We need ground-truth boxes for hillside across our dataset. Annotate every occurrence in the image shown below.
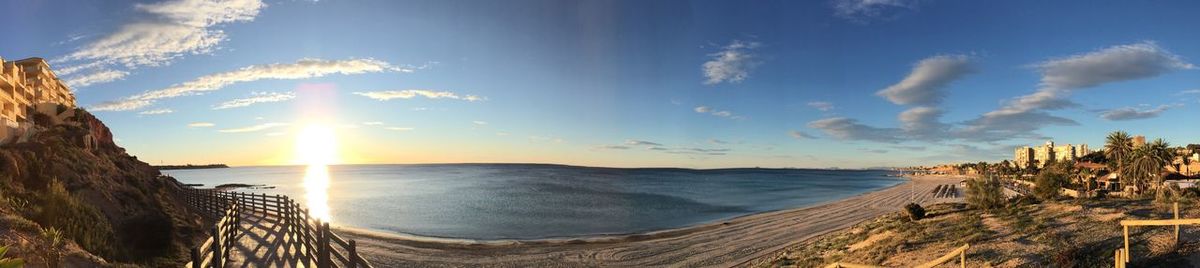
[0,108,204,267]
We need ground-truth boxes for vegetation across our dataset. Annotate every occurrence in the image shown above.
[965,177,1004,211]
[1034,170,1068,200]
[903,203,925,221]
[33,179,117,259]
[1105,131,1134,173]
[0,246,24,268]
[1122,138,1175,195]
[40,227,64,268]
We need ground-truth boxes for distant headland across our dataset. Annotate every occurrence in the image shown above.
[155,164,230,170]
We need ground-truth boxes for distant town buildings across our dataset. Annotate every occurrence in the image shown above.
[1,56,78,143]
[1013,140,1091,169]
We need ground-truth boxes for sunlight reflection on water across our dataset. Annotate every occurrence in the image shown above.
[304,164,333,222]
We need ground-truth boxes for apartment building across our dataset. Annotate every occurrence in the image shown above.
[0,56,78,143]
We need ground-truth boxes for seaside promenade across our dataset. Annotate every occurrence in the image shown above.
[337,175,968,267]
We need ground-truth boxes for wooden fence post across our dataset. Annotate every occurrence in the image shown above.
[1175,202,1181,242]
[191,247,201,268]
[348,239,358,268]
[320,222,331,268]
[1123,225,1130,263]
[211,226,223,268]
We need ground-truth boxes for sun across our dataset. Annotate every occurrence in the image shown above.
[295,124,339,165]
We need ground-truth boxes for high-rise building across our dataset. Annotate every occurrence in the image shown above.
[1012,140,1091,169]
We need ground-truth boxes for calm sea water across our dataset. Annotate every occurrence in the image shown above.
[166,164,902,240]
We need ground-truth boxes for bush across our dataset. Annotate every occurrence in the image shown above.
[1034,171,1067,201]
[34,179,118,259]
[0,245,24,268]
[904,203,926,220]
[966,177,1005,212]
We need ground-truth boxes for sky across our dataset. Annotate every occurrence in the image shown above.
[2,0,1199,168]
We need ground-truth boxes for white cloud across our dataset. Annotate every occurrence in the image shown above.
[702,40,760,85]
[961,42,1192,141]
[265,132,286,136]
[472,121,488,125]
[832,0,919,23]
[218,122,289,133]
[63,69,130,88]
[807,101,835,111]
[876,55,974,106]
[188,122,215,128]
[212,91,295,109]
[693,105,743,120]
[54,0,266,88]
[353,89,484,102]
[625,140,663,146]
[362,122,383,125]
[1176,89,1200,95]
[137,108,173,115]
[385,127,414,131]
[90,58,411,111]
[1099,105,1173,121]
[807,117,901,143]
[789,130,817,140]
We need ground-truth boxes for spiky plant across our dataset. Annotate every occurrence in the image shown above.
[40,227,64,268]
[0,246,25,268]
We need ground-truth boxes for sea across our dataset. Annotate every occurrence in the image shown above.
[165,164,902,240]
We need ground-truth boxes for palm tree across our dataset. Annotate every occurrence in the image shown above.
[1105,131,1134,172]
[1122,139,1175,195]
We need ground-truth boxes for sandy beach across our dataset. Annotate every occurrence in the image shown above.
[335,174,969,267]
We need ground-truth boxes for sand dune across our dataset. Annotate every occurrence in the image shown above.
[336,175,968,267]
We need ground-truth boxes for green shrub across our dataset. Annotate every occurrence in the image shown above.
[40,227,64,268]
[966,177,1005,212]
[1034,171,1067,201]
[904,203,926,220]
[0,245,24,268]
[34,179,118,259]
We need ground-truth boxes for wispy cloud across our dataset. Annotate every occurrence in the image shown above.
[55,0,266,88]
[694,106,744,120]
[353,89,484,101]
[625,140,663,146]
[876,55,974,106]
[831,0,921,23]
[213,91,296,109]
[385,127,414,131]
[807,117,901,143]
[188,122,215,128]
[362,122,383,125]
[807,101,835,111]
[789,130,818,140]
[472,121,488,125]
[703,40,761,85]
[137,108,173,115]
[960,41,1192,141]
[62,69,130,88]
[91,58,414,111]
[218,122,289,133]
[1177,89,1200,95]
[1099,105,1173,121]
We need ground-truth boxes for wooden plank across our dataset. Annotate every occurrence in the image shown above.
[1120,218,1200,226]
[914,244,969,268]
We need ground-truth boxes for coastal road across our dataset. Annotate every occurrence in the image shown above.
[336,175,967,267]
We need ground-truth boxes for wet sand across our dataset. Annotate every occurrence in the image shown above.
[335,174,968,267]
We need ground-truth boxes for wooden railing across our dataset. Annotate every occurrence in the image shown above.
[1114,202,1186,268]
[824,244,969,268]
[175,185,373,268]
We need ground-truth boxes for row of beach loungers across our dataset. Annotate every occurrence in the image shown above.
[931,184,958,198]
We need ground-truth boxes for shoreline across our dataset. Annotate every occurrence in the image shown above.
[335,174,969,267]
[332,175,908,244]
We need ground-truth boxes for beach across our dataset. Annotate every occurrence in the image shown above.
[336,174,969,267]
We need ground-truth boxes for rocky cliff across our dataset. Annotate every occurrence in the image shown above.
[0,108,204,267]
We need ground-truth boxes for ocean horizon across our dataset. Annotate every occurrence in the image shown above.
[167,163,903,240]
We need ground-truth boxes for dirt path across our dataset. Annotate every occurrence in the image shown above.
[335,175,968,267]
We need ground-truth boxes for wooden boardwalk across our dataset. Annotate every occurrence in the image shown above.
[173,183,372,268]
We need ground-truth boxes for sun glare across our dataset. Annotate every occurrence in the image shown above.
[296,124,337,222]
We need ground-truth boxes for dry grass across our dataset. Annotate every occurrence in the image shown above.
[756,198,1200,268]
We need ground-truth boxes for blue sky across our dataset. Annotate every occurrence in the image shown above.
[2,0,1199,168]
